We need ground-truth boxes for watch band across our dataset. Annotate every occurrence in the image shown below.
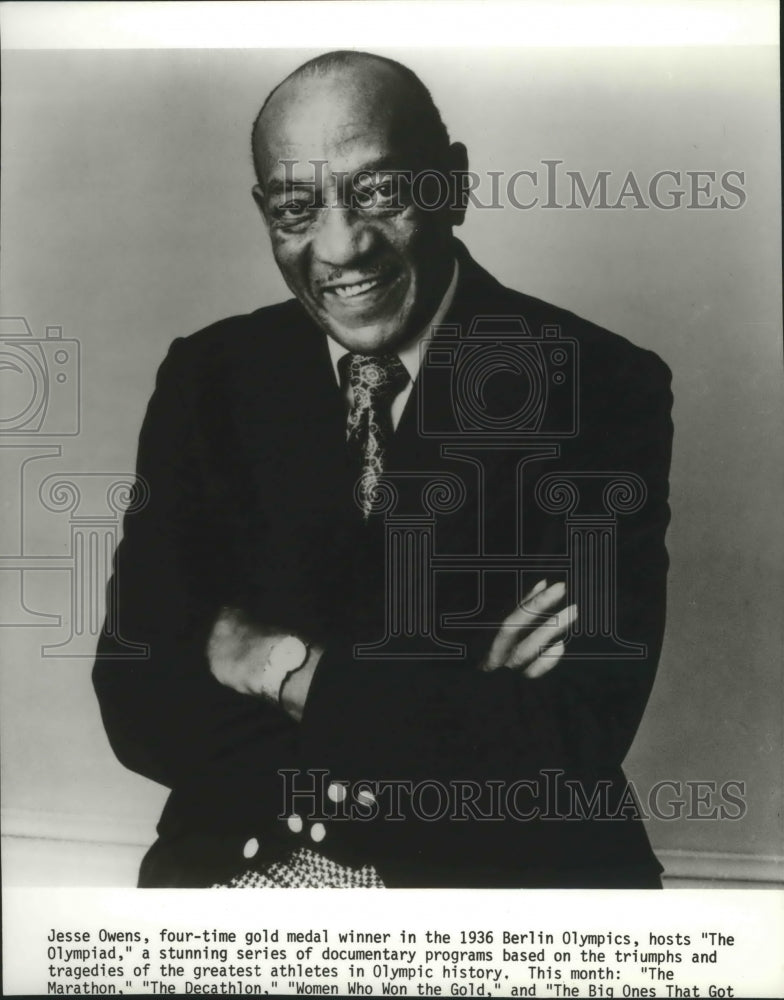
[278,663,304,706]
[258,635,309,704]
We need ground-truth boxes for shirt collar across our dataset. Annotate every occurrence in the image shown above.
[326,259,459,387]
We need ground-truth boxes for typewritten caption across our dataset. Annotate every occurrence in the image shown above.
[44,924,743,996]
[3,890,782,998]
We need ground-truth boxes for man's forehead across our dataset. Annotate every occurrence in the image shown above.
[265,115,391,162]
[255,67,414,182]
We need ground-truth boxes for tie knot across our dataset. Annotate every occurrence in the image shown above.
[340,353,409,405]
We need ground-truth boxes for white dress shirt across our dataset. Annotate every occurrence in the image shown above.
[326,260,459,430]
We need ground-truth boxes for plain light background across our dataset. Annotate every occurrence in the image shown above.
[1,43,781,882]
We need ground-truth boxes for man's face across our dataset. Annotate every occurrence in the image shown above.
[253,68,458,354]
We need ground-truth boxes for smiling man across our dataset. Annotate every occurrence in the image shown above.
[93,51,673,889]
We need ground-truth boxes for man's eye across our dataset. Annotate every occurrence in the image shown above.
[274,202,314,223]
[273,201,316,229]
[354,179,404,211]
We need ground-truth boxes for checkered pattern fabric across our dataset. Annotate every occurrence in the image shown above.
[213,847,385,888]
[340,353,409,519]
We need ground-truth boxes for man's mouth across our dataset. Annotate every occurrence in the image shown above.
[331,277,382,299]
[321,270,399,306]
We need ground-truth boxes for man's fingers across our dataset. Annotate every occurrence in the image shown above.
[482,580,566,670]
[506,603,578,670]
[522,640,566,679]
[523,578,548,603]
[513,580,566,626]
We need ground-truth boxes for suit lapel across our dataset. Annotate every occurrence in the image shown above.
[386,247,565,558]
[387,244,513,475]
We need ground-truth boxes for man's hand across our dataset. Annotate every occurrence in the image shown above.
[207,607,322,721]
[207,607,282,695]
[479,580,577,678]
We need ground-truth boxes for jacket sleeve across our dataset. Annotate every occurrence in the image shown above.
[92,337,297,831]
[299,350,673,787]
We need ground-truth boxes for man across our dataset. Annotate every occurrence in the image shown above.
[93,51,673,888]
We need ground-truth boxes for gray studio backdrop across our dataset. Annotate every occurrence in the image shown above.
[1,45,781,885]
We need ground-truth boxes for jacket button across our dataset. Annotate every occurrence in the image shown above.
[327,782,347,803]
[242,837,259,859]
[310,822,326,843]
[356,788,376,806]
[287,814,303,834]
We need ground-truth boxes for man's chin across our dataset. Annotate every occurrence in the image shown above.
[322,317,411,355]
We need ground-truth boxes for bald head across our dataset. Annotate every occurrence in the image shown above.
[251,51,450,185]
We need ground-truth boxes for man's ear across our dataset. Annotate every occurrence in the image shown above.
[251,184,269,226]
[446,141,470,228]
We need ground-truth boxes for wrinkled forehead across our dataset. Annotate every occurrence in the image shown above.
[255,72,423,188]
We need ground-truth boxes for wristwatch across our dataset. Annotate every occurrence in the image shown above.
[258,635,310,704]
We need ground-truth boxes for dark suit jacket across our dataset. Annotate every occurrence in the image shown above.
[93,242,673,888]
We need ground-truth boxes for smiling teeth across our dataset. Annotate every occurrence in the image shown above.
[332,279,379,299]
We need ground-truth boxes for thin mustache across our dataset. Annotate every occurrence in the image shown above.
[318,267,391,290]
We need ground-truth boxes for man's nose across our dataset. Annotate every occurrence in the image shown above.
[312,207,375,267]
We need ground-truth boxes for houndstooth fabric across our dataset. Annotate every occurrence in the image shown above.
[340,353,409,519]
[213,847,385,888]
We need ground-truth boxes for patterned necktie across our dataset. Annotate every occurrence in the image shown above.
[339,353,409,518]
